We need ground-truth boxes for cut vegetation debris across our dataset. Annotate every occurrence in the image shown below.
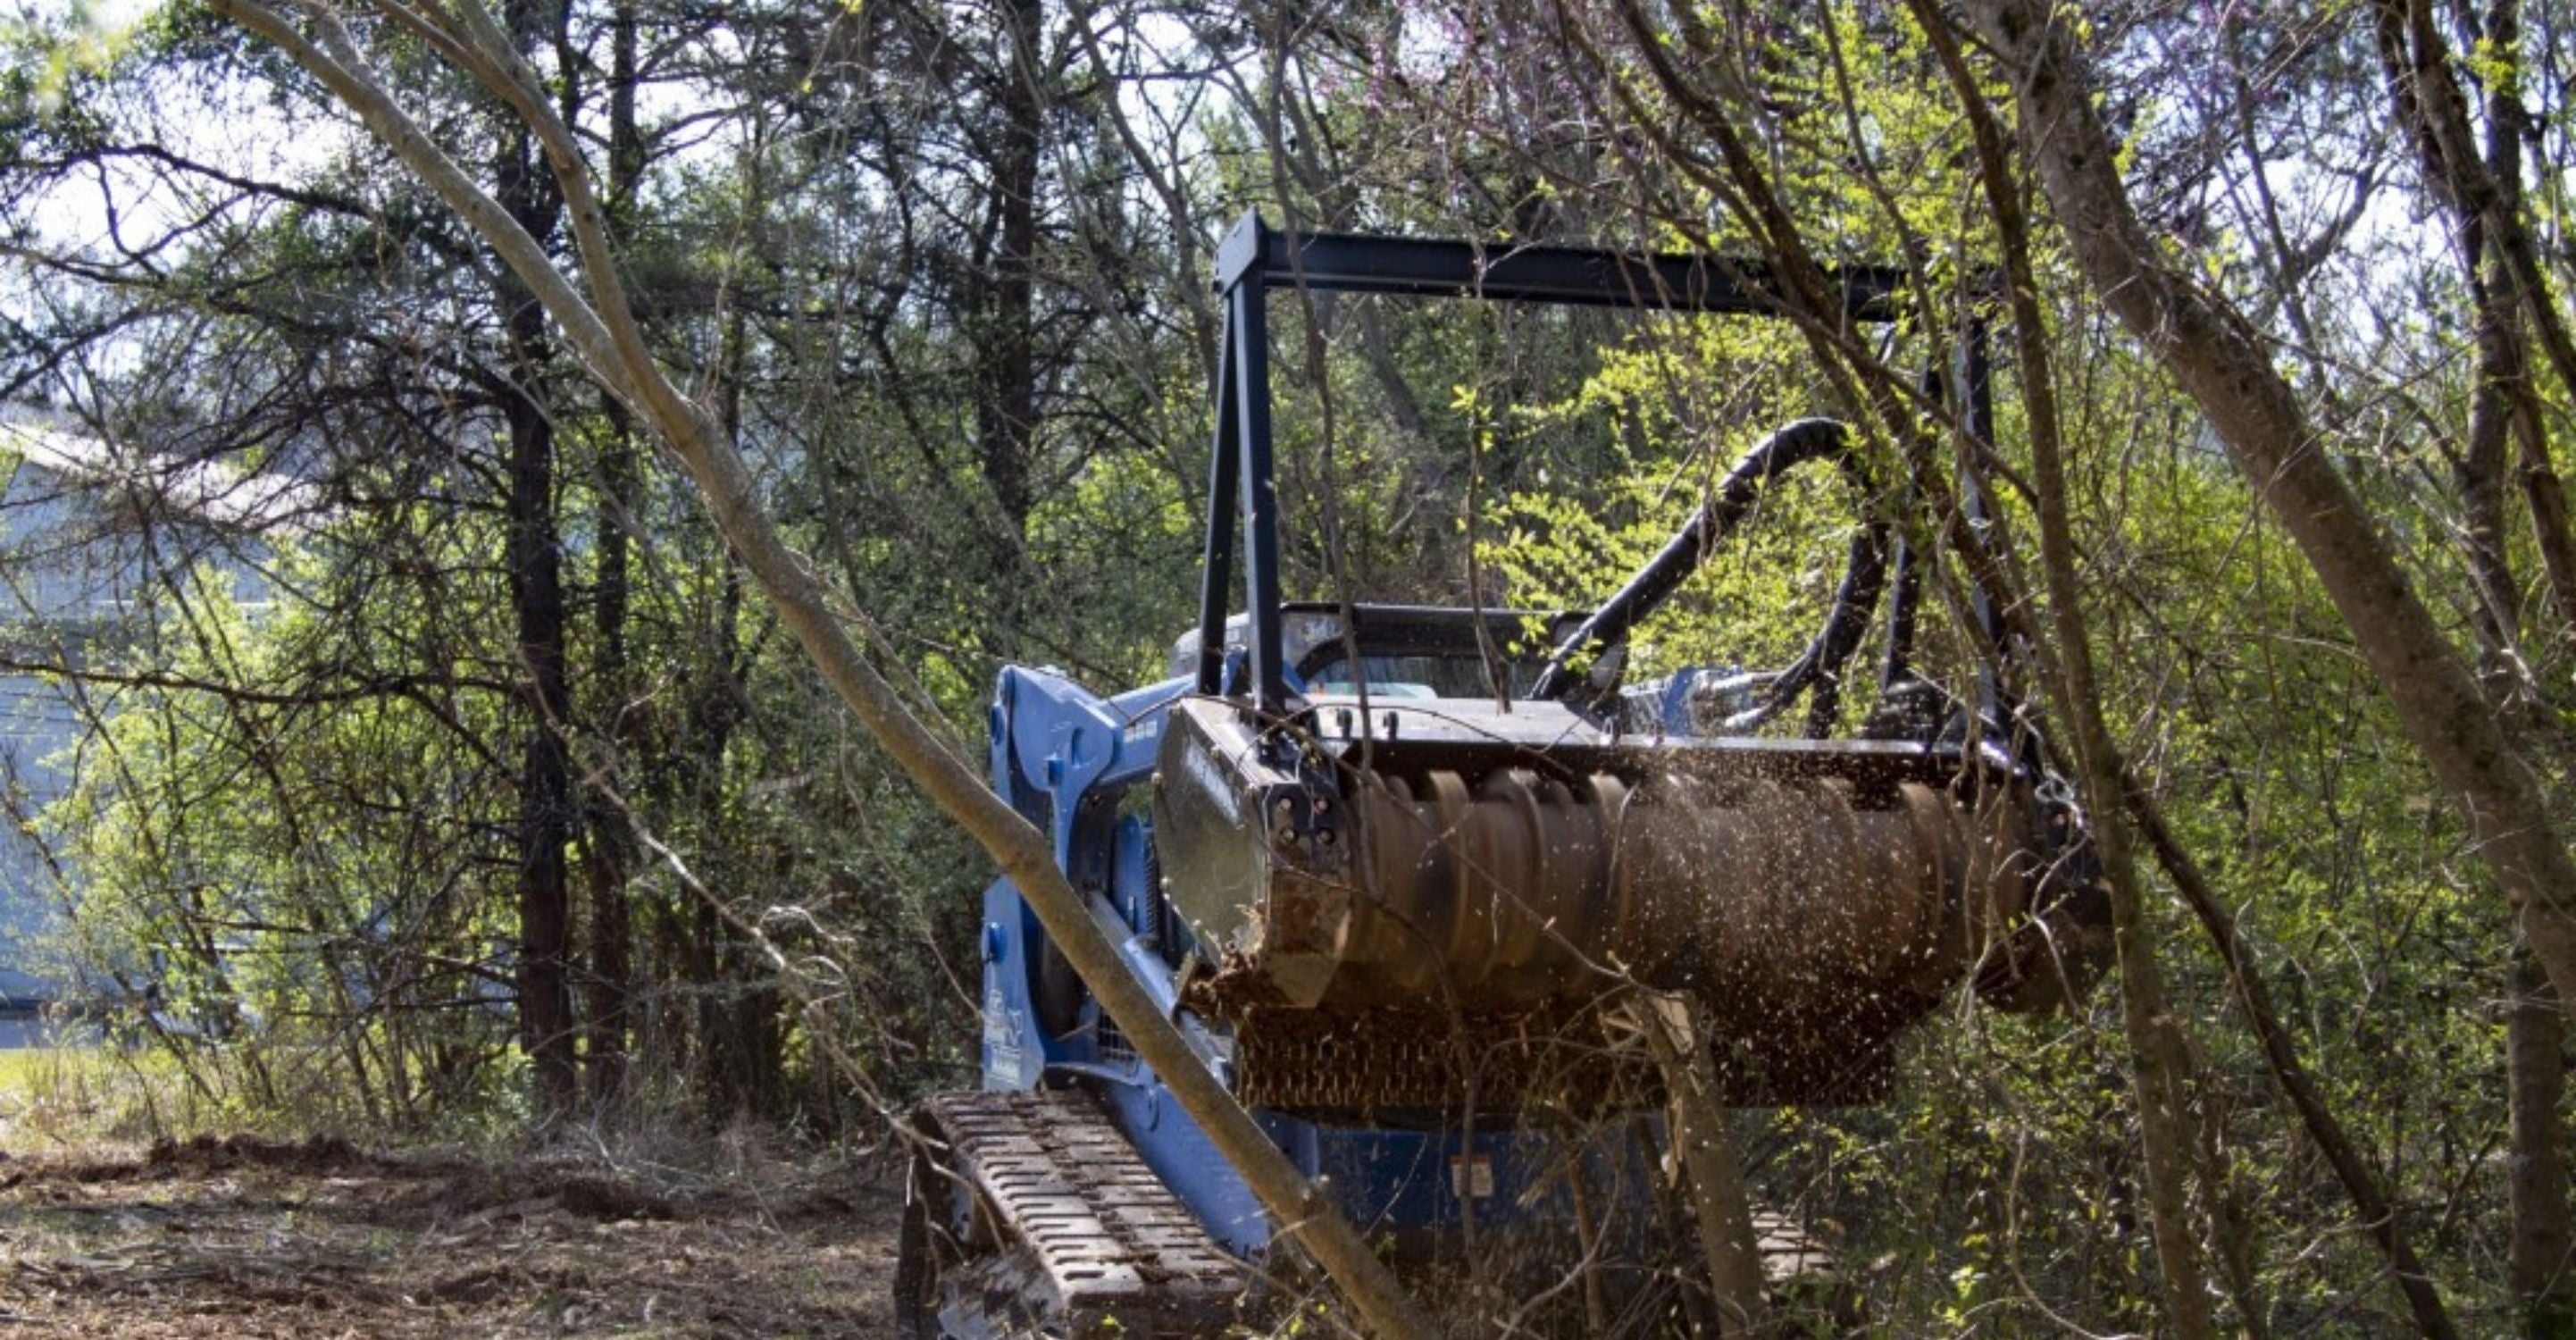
[0,1135,898,1337]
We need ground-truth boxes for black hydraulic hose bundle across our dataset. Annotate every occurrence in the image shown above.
[1530,417,1893,736]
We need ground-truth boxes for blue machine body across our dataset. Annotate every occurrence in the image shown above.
[979,658,1671,1260]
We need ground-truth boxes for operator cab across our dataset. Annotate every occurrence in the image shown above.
[1167,600,1771,739]
[1167,602,1586,703]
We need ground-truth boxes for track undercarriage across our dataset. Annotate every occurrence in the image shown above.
[898,1087,1865,1338]
[897,1092,1244,1339]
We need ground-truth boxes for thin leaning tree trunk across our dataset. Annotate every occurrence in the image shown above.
[1643,998,1772,1335]
[200,3,1441,1336]
[1905,11,2212,1331]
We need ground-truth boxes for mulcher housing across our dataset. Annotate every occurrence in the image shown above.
[899,215,2110,1336]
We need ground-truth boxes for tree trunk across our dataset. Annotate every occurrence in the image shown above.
[505,361,579,1119]
[581,0,643,1115]
[1643,997,1770,1334]
[685,565,763,1118]
[2385,0,2576,663]
[2469,0,2576,653]
[584,406,638,1112]
[2464,281,2524,674]
[2372,0,2576,648]
[974,0,1042,539]
[2508,949,2576,1336]
[495,0,577,1119]
[690,296,774,1121]
[2380,11,2576,1320]
[1961,0,2576,1018]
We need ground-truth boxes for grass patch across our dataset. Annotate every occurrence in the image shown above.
[0,1040,187,1148]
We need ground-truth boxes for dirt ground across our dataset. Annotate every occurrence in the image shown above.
[0,1134,901,1337]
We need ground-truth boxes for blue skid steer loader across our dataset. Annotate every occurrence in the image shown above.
[894,215,2109,1337]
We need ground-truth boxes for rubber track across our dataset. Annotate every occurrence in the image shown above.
[923,1090,1245,1338]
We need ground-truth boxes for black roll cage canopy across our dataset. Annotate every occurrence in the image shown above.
[1192,211,1995,721]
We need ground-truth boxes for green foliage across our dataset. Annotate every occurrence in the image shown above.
[1480,317,1874,684]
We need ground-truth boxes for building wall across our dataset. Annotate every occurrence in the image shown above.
[0,419,289,1026]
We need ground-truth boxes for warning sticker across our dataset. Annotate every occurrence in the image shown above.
[1449,1154,1494,1201]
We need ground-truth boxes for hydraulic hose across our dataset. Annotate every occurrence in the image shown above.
[1531,418,1887,731]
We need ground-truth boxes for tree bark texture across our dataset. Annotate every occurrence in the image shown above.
[2371,0,2576,649]
[973,0,1041,540]
[2380,0,2576,653]
[581,0,643,1113]
[2509,950,2576,1336]
[2373,5,2576,1325]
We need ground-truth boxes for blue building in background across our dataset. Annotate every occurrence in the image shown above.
[0,410,307,1044]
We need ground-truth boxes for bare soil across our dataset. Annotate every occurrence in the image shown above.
[0,1134,899,1337]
